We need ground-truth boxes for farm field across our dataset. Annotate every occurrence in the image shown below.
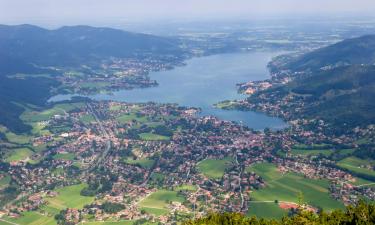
[197,157,233,179]
[290,148,333,156]
[4,131,31,145]
[21,103,84,123]
[80,114,96,124]
[124,157,155,169]
[139,133,170,141]
[291,147,356,157]
[247,202,286,219]
[337,157,375,179]
[175,184,198,192]
[138,190,185,216]
[352,177,375,186]
[82,221,134,225]
[53,153,75,160]
[247,163,344,210]
[5,148,33,162]
[0,211,57,225]
[0,175,10,188]
[42,183,95,213]
[116,113,147,124]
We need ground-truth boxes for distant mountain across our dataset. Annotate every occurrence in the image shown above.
[0,24,185,133]
[0,24,184,75]
[282,35,375,72]
[249,34,375,133]
[286,65,375,129]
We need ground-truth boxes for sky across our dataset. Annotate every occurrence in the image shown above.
[1,0,375,26]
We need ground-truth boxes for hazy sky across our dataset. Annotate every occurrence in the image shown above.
[1,0,375,25]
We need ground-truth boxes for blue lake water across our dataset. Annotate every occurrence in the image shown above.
[50,52,287,130]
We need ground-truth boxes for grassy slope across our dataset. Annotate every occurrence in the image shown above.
[139,190,185,216]
[247,202,286,220]
[1,211,57,225]
[43,184,95,212]
[247,163,344,211]
[337,157,375,178]
[197,158,233,179]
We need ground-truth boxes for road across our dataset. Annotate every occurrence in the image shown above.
[235,153,245,210]
[86,103,111,170]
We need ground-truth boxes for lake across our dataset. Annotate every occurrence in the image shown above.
[50,52,287,130]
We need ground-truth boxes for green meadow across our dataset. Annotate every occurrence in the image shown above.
[139,190,185,216]
[247,163,344,211]
[21,103,84,123]
[175,184,198,192]
[197,157,233,179]
[116,113,147,124]
[337,157,375,179]
[42,183,95,214]
[1,211,57,225]
[5,148,33,162]
[0,175,11,188]
[124,157,155,169]
[53,153,76,161]
[82,221,135,225]
[139,133,170,141]
[80,114,96,124]
[247,202,286,219]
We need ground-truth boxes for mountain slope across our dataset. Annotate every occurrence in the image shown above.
[283,35,375,72]
[288,65,375,129]
[0,24,185,133]
[0,24,184,74]
[248,35,375,132]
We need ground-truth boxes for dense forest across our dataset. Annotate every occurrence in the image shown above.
[183,201,375,225]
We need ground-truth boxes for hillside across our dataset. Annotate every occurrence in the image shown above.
[0,24,185,133]
[183,201,375,225]
[0,24,184,74]
[247,35,375,133]
[288,65,375,128]
[280,35,375,72]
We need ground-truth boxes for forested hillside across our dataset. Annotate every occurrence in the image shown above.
[184,201,375,225]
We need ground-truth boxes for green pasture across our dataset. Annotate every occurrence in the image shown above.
[139,190,185,215]
[247,163,344,211]
[139,133,170,141]
[197,157,233,179]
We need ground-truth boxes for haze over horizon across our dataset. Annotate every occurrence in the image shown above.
[1,0,375,28]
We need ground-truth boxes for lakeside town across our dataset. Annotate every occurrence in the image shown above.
[0,97,374,224]
[0,20,375,225]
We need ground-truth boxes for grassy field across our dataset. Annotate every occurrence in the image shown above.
[175,184,198,192]
[0,175,10,188]
[21,103,83,123]
[337,157,375,179]
[4,131,31,144]
[116,113,147,124]
[247,163,344,211]
[197,157,233,179]
[80,114,96,124]
[124,157,155,169]
[53,153,75,161]
[43,183,95,212]
[139,190,185,216]
[82,221,135,225]
[291,148,333,156]
[5,148,33,162]
[139,133,170,141]
[352,177,375,186]
[79,81,111,89]
[1,211,57,225]
[247,202,286,219]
